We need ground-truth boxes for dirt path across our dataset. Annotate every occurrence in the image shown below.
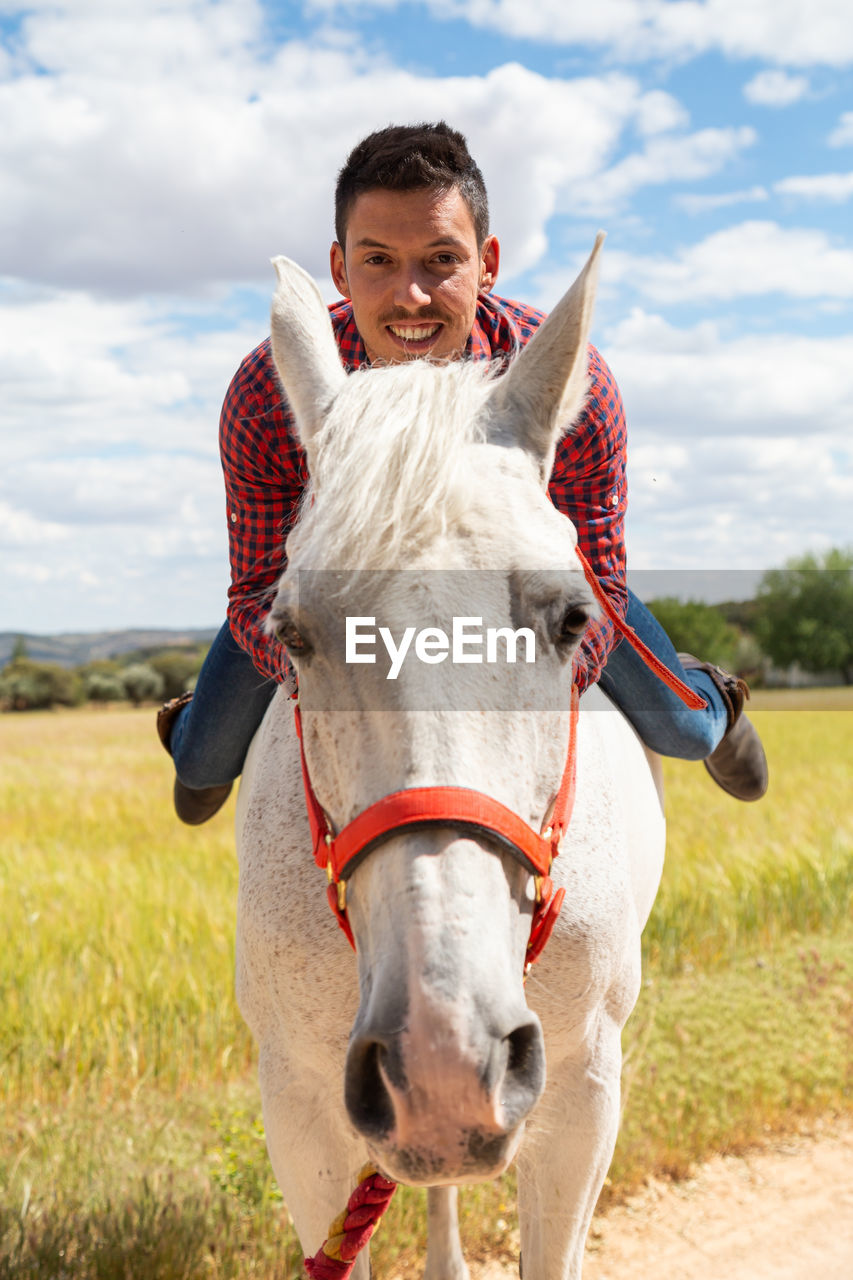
[473,1122,853,1279]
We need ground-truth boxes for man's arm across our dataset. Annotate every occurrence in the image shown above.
[219,341,306,682]
[548,345,628,692]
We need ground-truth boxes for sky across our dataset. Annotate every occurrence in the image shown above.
[2,0,851,635]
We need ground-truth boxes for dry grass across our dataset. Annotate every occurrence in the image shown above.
[1,693,851,1277]
[647,701,853,970]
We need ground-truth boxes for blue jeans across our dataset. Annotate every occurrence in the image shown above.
[170,595,729,790]
[598,590,729,759]
[169,622,278,790]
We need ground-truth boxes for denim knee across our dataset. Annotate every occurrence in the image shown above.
[170,702,234,789]
[167,621,278,790]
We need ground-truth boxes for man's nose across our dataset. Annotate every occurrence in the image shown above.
[393,266,432,310]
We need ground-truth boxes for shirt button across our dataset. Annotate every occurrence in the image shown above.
[231,511,238,523]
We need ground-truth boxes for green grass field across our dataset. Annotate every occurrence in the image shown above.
[1,691,851,1277]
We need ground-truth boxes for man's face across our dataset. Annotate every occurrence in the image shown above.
[330,186,499,364]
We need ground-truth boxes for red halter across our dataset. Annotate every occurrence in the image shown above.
[293,546,706,971]
[294,683,578,970]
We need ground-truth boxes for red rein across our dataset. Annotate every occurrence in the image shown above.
[294,546,705,969]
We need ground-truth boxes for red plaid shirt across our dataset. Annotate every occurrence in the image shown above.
[220,292,627,692]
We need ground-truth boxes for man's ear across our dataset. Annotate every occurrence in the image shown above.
[479,234,500,293]
[330,241,351,298]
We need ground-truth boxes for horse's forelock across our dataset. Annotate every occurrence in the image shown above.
[285,359,498,572]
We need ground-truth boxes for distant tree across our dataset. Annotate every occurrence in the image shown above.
[646,597,741,671]
[730,631,765,685]
[149,649,204,699]
[717,597,761,634]
[11,636,29,662]
[754,547,853,683]
[0,659,81,711]
[121,663,165,706]
[81,658,123,677]
[83,671,127,703]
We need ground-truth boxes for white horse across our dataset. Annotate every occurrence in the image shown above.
[234,237,665,1279]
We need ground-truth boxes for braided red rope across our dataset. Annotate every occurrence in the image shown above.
[303,1165,397,1279]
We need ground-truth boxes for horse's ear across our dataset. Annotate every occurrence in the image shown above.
[270,256,347,460]
[487,233,605,482]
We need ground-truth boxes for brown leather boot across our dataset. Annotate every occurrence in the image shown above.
[156,693,233,825]
[678,655,769,802]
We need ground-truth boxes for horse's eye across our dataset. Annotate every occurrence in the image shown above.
[559,605,590,641]
[275,620,310,655]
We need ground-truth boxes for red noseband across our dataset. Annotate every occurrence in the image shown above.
[294,684,578,971]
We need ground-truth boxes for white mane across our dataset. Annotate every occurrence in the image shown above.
[284,358,499,573]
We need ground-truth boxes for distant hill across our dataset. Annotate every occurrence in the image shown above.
[0,628,219,669]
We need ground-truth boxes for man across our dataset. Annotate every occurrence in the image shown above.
[158,122,768,823]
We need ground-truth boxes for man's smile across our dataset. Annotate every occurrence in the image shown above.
[385,321,445,351]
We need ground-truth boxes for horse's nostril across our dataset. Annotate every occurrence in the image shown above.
[500,1019,545,1127]
[345,1038,396,1140]
[506,1022,538,1076]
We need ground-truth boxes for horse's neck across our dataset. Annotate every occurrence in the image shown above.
[576,684,665,931]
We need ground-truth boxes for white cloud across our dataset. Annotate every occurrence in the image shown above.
[3,1,753,630]
[633,89,690,135]
[0,35,352,293]
[775,172,853,202]
[4,456,222,532]
[0,500,66,549]
[605,308,853,436]
[2,0,850,625]
[0,282,256,630]
[828,111,853,146]
[569,127,757,217]
[310,0,853,66]
[603,310,853,569]
[674,185,769,214]
[0,4,766,295]
[743,69,809,106]
[604,222,853,302]
[0,450,231,632]
[0,286,260,458]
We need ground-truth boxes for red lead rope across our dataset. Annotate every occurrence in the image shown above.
[303,1165,398,1280]
[574,547,708,710]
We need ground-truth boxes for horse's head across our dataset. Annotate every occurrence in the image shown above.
[266,240,603,1185]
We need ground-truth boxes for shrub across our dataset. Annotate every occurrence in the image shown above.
[0,659,81,711]
[646,597,741,671]
[755,547,853,684]
[84,671,128,703]
[121,663,166,706]
[149,650,205,699]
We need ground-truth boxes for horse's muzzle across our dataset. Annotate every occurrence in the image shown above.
[344,1012,545,1184]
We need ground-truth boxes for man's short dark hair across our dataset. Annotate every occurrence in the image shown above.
[335,121,490,249]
